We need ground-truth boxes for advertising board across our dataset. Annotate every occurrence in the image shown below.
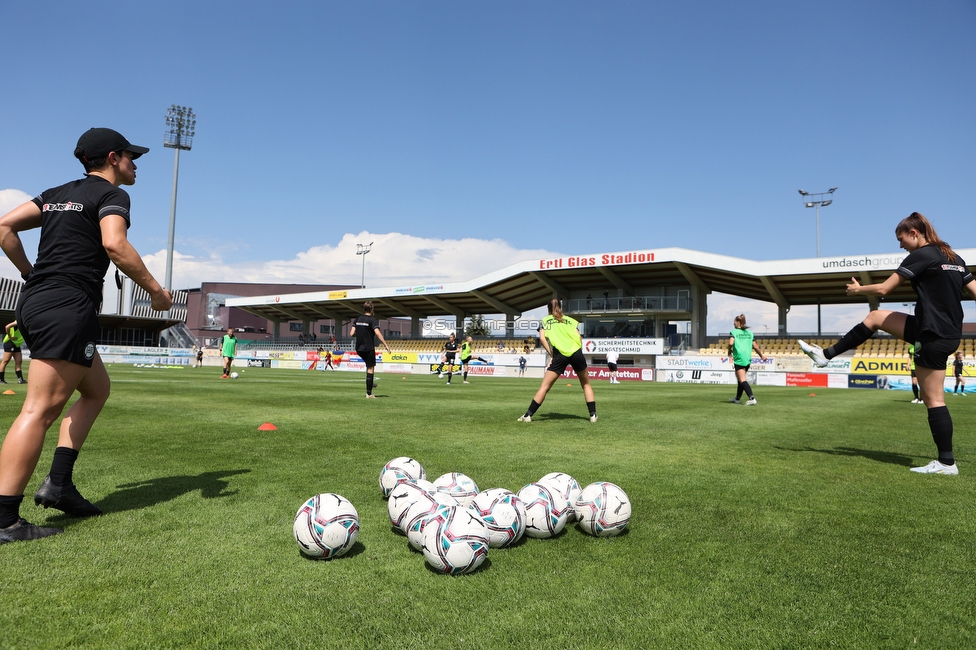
[656,369,736,384]
[581,338,665,355]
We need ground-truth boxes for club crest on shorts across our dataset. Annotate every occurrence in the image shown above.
[84,342,95,359]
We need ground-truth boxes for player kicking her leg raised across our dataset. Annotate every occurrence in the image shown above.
[798,213,976,475]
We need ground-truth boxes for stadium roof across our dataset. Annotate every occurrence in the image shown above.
[227,247,976,322]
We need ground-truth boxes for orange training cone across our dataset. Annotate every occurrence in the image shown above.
[258,422,278,431]
[2,390,15,395]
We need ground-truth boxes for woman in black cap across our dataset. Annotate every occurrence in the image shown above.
[0,128,173,544]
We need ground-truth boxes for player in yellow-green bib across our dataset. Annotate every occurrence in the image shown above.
[907,343,921,403]
[459,336,490,384]
[727,314,767,406]
[0,320,27,384]
[518,298,597,423]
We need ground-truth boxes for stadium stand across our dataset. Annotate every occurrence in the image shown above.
[699,337,923,357]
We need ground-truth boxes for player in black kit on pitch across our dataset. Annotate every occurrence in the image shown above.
[437,333,460,385]
[799,212,976,475]
[0,128,173,544]
[349,301,392,398]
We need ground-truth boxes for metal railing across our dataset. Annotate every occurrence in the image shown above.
[159,322,198,348]
[569,296,692,314]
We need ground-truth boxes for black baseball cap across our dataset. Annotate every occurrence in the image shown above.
[75,127,150,161]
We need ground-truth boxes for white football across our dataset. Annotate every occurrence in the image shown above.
[421,505,490,575]
[517,482,569,539]
[379,457,427,499]
[293,493,360,559]
[404,491,458,551]
[575,482,631,537]
[433,472,479,507]
[230,372,239,379]
[537,472,582,522]
[386,479,436,531]
[470,488,527,548]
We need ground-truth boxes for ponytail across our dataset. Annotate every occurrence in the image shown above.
[547,298,564,322]
[897,212,956,261]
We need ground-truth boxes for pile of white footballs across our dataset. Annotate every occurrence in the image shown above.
[293,456,632,575]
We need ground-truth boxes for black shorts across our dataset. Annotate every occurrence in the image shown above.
[444,352,456,362]
[461,356,471,365]
[357,348,376,368]
[547,349,587,376]
[733,364,751,372]
[3,341,21,354]
[903,316,959,370]
[16,283,99,367]
[607,362,618,372]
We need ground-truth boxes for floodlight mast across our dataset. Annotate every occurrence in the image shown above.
[163,105,196,295]
[799,187,837,335]
[357,242,374,288]
[798,187,837,258]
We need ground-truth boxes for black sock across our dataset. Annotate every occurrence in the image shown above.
[463,372,467,381]
[927,405,954,465]
[586,401,596,416]
[49,446,80,486]
[14,370,23,380]
[366,373,374,395]
[912,384,920,399]
[743,382,754,400]
[825,323,873,359]
[526,400,541,416]
[446,371,453,382]
[735,382,745,400]
[0,494,24,528]
[0,371,4,382]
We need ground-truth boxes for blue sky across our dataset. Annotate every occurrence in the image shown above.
[2,1,974,334]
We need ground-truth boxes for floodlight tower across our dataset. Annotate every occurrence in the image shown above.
[163,105,196,293]
[357,242,374,288]
[798,187,838,334]
[798,187,837,258]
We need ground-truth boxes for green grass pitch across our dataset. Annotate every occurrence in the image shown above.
[1,364,974,648]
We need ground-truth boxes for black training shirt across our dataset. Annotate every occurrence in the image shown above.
[353,314,379,352]
[896,244,973,339]
[29,176,130,297]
